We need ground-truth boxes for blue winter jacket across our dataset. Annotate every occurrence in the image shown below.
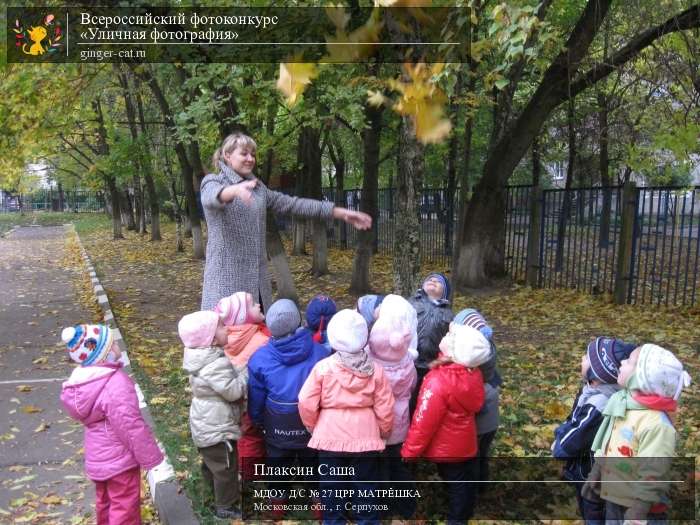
[552,382,618,481]
[247,329,330,449]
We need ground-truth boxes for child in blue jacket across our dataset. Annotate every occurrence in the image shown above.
[247,299,329,518]
[551,336,636,521]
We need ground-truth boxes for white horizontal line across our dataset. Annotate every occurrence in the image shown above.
[76,42,458,45]
[254,480,685,483]
[0,377,67,385]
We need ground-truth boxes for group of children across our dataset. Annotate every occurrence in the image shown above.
[57,271,692,524]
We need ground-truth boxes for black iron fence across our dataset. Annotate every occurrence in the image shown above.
[277,187,459,266]
[0,190,105,213]
[505,184,700,306]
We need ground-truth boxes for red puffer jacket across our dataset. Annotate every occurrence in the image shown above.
[402,362,484,462]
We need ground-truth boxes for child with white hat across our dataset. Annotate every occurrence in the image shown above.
[402,323,489,522]
[588,344,691,522]
[299,309,395,524]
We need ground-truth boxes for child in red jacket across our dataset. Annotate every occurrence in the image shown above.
[402,324,490,523]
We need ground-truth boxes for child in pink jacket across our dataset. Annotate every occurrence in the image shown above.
[299,309,395,525]
[368,296,418,520]
[60,324,163,525]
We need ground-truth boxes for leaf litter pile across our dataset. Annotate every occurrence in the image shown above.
[70,222,698,523]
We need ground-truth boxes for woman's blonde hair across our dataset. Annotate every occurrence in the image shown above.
[211,132,257,171]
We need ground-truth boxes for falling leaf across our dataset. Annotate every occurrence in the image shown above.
[325,5,350,29]
[0,433,15,441]
[32,357,48,364]
[148,397,168,405]
[276,62,318,107]
[22,405,43,414]
[10,497,28,508]
[16,385,32,393]
[367,90,387,107]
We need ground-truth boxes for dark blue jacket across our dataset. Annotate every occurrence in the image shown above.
[247,329,329,449]
[552,382,618,481]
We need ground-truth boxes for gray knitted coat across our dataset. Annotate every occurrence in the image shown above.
[200,163,334,312]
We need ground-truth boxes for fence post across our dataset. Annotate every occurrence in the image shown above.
[526,185,543,287]
[614,181,638,305]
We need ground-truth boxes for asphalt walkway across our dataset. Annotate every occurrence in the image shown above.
[0,225,96,523]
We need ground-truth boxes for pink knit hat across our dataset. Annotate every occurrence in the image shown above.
[369,316,411,363]
[178,311,220,348]
[214,292,249,326]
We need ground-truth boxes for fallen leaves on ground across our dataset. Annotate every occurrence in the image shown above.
[72,220,699,521]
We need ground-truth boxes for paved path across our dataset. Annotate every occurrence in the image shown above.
[0,226,95,523]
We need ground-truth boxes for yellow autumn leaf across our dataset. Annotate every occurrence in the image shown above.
[41,495,63,505]
[324,5,350,30]
[414,100,452,144]
[544,401,570,420]
[374,0,430,6]
[34,422,49,433]
[366,90,387,107]
[21,405,43,414]
[276,62,318,106]
[149,396,169,405]
[325,10,383,62]
[16,385,32,392]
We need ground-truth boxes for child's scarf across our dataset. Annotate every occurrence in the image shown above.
[335,350,374,376]
[591,373,677,455]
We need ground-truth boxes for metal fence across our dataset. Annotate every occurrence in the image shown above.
[504,184,700,306]
[0,190,105,213]
[277,187,459,266]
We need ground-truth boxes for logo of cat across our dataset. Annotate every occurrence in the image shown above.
[12,14,63,57]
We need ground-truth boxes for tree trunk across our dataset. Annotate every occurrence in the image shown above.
[555,96,577,272]
[445,77,460,257]
[267,210,299,303]
[123,188,136,231]
[57,182,65,211]
[351,104,382,295]
[132,64,204,258]
[92,98,123,240]
[168,181,184,252]
[532,135,542,186]
[453,70,476,272]
[393,117,424,296]
[107,179,123,239]
[293,130,308,256]
[300,126,328,276]
[454,0,612,288]
[598,25,612,248]
[327,135,347,248]
[133,81,161,241]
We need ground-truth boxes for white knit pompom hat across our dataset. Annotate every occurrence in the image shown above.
[327,309,368,354]
[636,344,691,400]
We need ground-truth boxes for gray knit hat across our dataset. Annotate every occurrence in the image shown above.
[266,299,301,338]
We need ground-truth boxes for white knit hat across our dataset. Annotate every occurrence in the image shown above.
[444,324,491,368]
[636,344,691,400]
[327,309,368,354]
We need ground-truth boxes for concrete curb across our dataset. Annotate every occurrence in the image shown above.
[1,225,19,238]
[70,225,199,525]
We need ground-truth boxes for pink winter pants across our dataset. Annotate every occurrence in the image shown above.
[94,467,141,525]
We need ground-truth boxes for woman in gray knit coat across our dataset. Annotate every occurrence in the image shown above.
[200,133,371,312]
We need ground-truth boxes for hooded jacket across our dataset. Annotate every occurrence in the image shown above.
[182,346,248,448]
[298,354,395,453]
[224,323,270,367]
[409,289,454,368]
[402,361,484,461]
[60,363,163,481]
[372,353,417,445]
[247,329,329,449]
[552,382,619,482]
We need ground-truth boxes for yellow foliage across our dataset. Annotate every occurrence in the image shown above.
[276,62,318,107]
[390,63,452,143]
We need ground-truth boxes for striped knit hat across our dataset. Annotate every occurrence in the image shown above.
[453,308,493,340]
[62,324,114,366]
[586,336,636,384]
[214,292,250,326]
